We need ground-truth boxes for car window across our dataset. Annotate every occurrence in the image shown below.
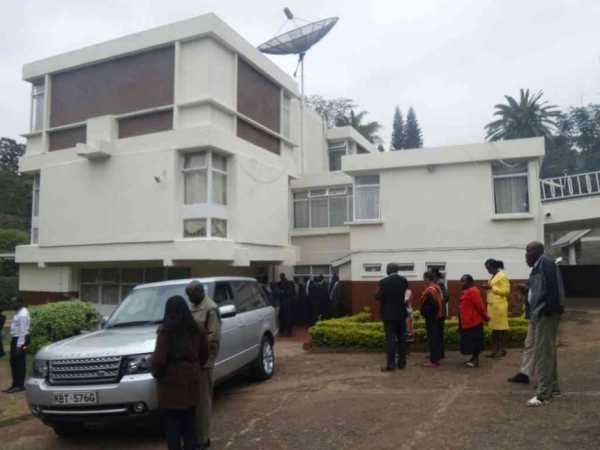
[232,281,266,313]
[214,282,235,307]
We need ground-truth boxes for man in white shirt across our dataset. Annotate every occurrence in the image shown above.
[3,297,31,394]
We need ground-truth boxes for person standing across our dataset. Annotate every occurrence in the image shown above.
[420,271,444,368]
[508,283,536,384]
[329,274,344,318]
[0,308,6,358]
[459,275,490,368]
[481,259,511,358]
[316,275,331,320]
[186,281,221,450]
[306,276,320,325]
[524,241,564,407]
[152,296,209,450]
[3,297,30,393]
[278,274,295,336]
[432,269,449,360]
[375,263,409,372]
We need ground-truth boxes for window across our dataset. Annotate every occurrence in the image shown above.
[492,160,529,214]
[396,263,415,274]
[31,81,45,131]
[354,175,380,220]
[183,151,227,205]
[31,174,40,244]
[426,263,446,275]
[363,263,382,274]
[214,282,235,307]
[184,219,207,238]
[80,267,191,305]
[293,265,333,284]
[328,141,348,171]
[282,94,291,138]
[211,219,227,238]
[232,282,266,313]
[293,186,353,229]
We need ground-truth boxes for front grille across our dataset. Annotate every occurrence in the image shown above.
[49,356,122,385]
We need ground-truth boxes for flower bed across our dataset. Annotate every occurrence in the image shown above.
[309,311,528,351]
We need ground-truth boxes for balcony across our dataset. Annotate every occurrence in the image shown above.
[540,170,600,202]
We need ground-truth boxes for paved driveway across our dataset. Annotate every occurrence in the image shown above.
[2,307,600,450]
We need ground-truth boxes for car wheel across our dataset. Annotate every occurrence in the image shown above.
[51,422,86,437]
[252,335,275,380]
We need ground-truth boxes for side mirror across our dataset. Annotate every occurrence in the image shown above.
[100,316,109,329]
[219,304,237,319]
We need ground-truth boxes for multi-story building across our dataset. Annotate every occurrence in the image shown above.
[18,14,597,314]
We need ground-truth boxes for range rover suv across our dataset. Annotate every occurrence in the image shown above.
[25,277,277,436]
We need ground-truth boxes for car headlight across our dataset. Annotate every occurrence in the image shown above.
[32,359,49,379]
[122,354,153,375]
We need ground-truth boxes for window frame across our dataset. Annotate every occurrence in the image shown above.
[30,81,45,132]
[328,140,348,172]
[30,174,40,244]
[292,186,353,229]
[293,265,333,284]
[353,175,381,221]
[491,159,530,215]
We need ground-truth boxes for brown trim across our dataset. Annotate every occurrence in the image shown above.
[48,126,87,151]
[21,291,79,306]
[50,46,175,128]
[237,58,280,132]
[118,109,173,139]
[236,118,280,154]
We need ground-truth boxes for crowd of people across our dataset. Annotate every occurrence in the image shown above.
[376,240,564,408]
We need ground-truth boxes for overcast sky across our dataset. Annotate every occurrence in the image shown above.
[2,0,599,148]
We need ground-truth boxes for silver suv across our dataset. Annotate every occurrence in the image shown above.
[25,277,277,436]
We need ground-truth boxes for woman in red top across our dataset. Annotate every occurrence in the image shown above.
[459,275,490,368]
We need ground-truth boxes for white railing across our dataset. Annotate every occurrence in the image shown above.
[540,170,600,201]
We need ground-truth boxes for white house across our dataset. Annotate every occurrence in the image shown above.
[16,14,597,313]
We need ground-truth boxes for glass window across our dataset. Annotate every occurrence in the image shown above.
[292,186,353,229]
[354,175,380,220]
[328,141,347,172]
[32,175,40,217]
[329,196,347,226]
[80,284,100,304]
[211,219,227,238]
[184,219,207,238]
[363,264,382,273]
[31,81,45,132]
[212,172,227,205]
[310,197,329,228]
[31,228,39,245]
[166,267,191,280]
[121,268,144,284]
[144,267,165,283]
[81,269,98,283]
[293,199,309,228]
[214,282,235,306]
[396,263,415,273]
[184,171,207,204]
[232,282,258,313]
[492,160,529,214]
[282,94,291,138]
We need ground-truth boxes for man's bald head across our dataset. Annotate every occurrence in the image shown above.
[526,241,545,267]
[186,280,205,305]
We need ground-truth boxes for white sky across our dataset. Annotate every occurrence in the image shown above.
[1,0,599,148]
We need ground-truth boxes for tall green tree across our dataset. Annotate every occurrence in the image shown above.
[305,95,356,129]
[334,109,383,145]
[569,104,600,171]
[541,114,579,177]
[485,89,560,141]
[404,107,423,149]
[390,106,406,150]
[0,138,31,230]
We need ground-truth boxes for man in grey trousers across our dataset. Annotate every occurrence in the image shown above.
[523,241,564,407]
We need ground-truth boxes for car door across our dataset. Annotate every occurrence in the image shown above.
[212,281,245,378]
[231,281,270,366]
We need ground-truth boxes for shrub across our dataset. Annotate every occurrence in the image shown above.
[0,228,29,252]
[310,312,528,351]
[0,276,18,308]
[30,300,101,353]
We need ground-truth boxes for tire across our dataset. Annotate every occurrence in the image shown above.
[251,335,275,380]
[51,422,86,437]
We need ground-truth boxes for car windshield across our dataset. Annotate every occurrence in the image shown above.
[106,283,208,328]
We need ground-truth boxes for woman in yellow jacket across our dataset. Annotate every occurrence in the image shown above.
[482,259,510,358]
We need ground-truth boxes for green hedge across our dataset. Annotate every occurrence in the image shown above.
[30,300,102,353]
[310,311,528,351]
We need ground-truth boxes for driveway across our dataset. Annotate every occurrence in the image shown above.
[2,306,600,450]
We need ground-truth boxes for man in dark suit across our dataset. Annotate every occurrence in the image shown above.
[376,263,409,372]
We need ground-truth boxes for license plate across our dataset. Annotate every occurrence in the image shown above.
[53,391,98,405]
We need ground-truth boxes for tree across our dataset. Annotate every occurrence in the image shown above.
[569,104,600,172]
[541,114,579,178]
[377,144,385,152]
[404,107,423,149]
[334,110,383,145]
[390,106,406,150]
[305,95,357,129]
[0,138,25,172]
[485,89,561,141]
[0,137,31,230]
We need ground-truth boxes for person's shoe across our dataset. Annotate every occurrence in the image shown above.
[526,396,548,407]
[2,386,15,393]
[423,362,440,368]
[508,373,530,384]
[493,350,507,358]
[4,387,24,394]
[485,352,498,358]
[464,360,479,368]
[380,366,396,372]
[552,390,562,397]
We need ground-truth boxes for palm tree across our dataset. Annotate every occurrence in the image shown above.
[335,110,383,145]
[485,89,561,141]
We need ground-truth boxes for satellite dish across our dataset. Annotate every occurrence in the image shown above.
[258,10,339,173]
[258,17,339,56]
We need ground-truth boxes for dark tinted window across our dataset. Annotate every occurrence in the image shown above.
[214,282,235,307]
[232,281,267,313]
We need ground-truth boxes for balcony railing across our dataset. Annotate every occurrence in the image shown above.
[540,170,600,201]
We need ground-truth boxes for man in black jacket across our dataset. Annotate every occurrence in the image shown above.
[524,241,564,407]
[376,263,409,371]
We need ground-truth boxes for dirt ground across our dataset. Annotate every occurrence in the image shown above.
[2,306,600,450]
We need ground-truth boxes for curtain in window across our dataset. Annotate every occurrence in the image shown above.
[355,186,380,219]
[184,170,207,204]
[494,177,529,213]
[310,198,329,227]
[294,200,309,228]
[329,196,347,226]
[212,172,227,205]
[211,219,227,238]
[184,219,207,237]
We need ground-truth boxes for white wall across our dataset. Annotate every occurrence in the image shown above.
[19,264,78,292]
[291,233,350,265]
